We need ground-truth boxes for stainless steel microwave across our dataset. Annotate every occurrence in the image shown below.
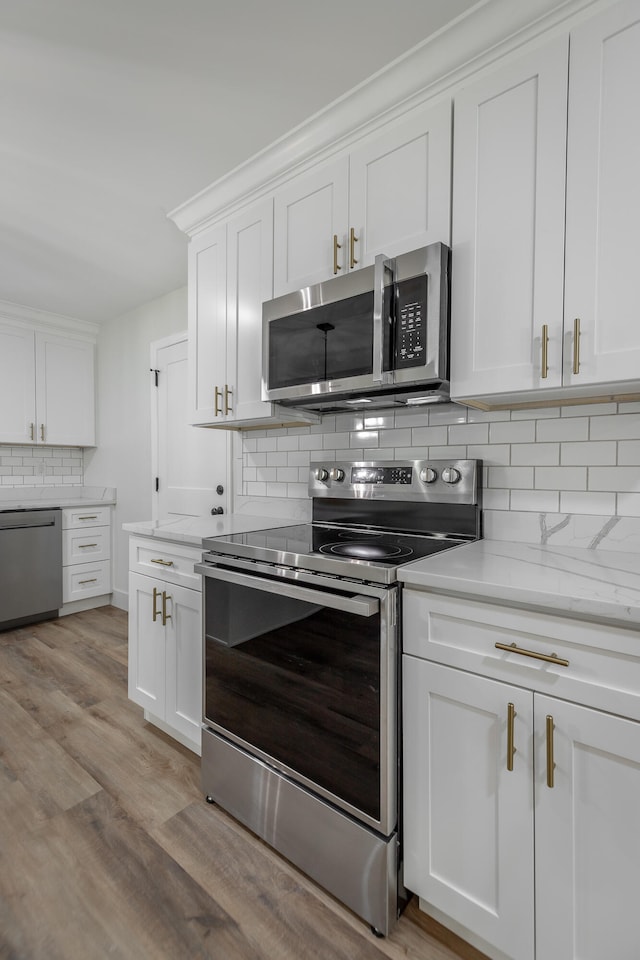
[262,243,450,413]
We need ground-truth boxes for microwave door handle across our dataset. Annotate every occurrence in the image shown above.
[373,254,395,384]
[196,563,379,618]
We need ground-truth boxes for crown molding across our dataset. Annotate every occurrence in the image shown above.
[0,298,99,340]
[169,0,608,236]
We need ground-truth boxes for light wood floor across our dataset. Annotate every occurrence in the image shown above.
[0,606,488,960]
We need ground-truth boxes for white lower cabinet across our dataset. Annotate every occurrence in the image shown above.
[403,592,640,960]
[61,506,111,609]
[127,538,202,753]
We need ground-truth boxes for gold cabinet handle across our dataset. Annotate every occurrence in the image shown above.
[30,422,35,441]
[333,234,342,274]
[78,515,98,520]
[495,641,569,667]
[507,702,516,771]
[150,558,174,567]
[546,715,555,788]
[161,590,171,626]
[541,324,549,379]
[78,543,98,548]
[573,318,581,375]
[40,423,45,442]
[349,227,359,269]
[224,383,232,415]
[78,578,97,585]
[214,386,223,417]
[152,586,161,622]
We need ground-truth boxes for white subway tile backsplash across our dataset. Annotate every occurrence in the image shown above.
[0,445,83,487]
[560,441,616,466]
[511,443,559,466]
[237,403,640,527]
[536,417,589,441]
[535,466,587,490]
[490,420,536,444]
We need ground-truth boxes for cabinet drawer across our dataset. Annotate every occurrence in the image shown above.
[63,526,110,565]
[403,591,640,722]
[63,560,111,603]
[62,505,111,529]
[128,535,202,590]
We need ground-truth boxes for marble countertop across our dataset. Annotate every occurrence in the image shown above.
[123,513,301,546]
[398,539,640,627]
[0,486,116,510]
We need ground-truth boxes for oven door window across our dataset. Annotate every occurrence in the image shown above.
[204,575,382,821]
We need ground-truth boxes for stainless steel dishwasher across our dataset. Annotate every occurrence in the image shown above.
[0,508,62,630]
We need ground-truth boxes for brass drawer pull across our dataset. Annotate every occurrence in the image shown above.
[152,586,161,622]
[573,318,581,375]
[161,590,171,627]
[78,515,98,520]
[541,324,549,379]
[495,641,569,667]
[150,558,174,567]
[78,543,98,548]
[546,715,555,788]
[507,702,516,772]
[78,578,97,585]
[349,227,358,268]
[333,234,342,274]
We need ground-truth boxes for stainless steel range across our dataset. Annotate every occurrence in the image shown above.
[196,459,482,935]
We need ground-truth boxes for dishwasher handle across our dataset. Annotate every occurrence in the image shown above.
[195,562,380,618]
[0,510,60,531]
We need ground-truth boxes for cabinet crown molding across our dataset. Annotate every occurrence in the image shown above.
[0,298,98,340]
[169,0,608,237]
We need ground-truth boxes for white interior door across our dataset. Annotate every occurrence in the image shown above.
[152,334,228,520]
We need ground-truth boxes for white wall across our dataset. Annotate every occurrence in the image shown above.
[84,286,187,609]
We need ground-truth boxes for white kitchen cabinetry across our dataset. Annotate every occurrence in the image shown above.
[188,200,316,429]
[403,591,640,960]
[273,99,452,297]
[452,0,640,408]
[450,36,568,401]
[127,536,202,752]
[61,506,111,608]
[0,322,95,446]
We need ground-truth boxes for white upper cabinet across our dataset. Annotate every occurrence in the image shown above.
[452,0,640,408]
[0,322,95,446]
[188,200,317,429]
[450,36,569,401]
[273,99,452,297]
[564,0,640,388]
[188,222,227,425]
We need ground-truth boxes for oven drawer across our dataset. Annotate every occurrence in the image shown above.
[403,591,640,721]
[129,536,202,590]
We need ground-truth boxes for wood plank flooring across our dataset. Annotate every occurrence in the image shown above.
[0,606,488,960]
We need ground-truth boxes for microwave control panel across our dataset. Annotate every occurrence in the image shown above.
[395,275,427,368]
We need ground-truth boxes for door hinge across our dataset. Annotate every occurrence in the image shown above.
[155,477,159,492]
[150,368,159,387]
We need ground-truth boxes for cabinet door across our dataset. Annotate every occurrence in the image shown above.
[0,324,36,444]
[535,696,640,960]
[188,222,227,424]
[164,582,202,749]
[273,157,349,296]
[226,199,275,423]
[128,572,166,716]
[35,333,95,446]
[564,2,640,387]
[403,658,535,960]
[349,99,451,267]
[450,36,568,399]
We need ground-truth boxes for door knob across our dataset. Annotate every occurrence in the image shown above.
[210,507,224,515]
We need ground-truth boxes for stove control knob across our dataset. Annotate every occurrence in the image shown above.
[329,467,345,482]
[442,466,461,485]
[316,467,330,482]
[419,467,438,484]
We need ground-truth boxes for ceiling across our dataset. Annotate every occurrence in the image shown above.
[0,0,479,324]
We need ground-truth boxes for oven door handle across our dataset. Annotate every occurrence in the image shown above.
[196,563,380,618]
